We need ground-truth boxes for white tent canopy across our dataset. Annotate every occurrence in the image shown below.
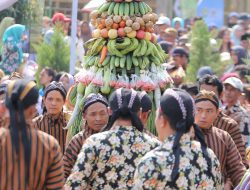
[0,0,18,11]
[82,0,106,12]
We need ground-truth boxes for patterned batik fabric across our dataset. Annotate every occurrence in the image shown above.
[133,133,223,190]
[224,102,250,147]
[64,125,160,189]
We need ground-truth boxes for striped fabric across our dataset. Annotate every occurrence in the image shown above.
[33,112,68,153]
[200,127,246,187]
[214,112,248,167]
[0,127,64,190]
[63,126,96,179]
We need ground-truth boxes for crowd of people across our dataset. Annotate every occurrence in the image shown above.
[0,9,250,190]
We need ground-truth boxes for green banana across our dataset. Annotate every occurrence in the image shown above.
[143,56,150,69]
[90,38,105,55]
[152,44,165,62]
[119,56,126,68]
[140,58,147,70]
[69,85,77,101]
[114,3,120,15]
[101,68,111,94]
[87,56,96,67]
[135,66,140,75]
[110,56,116,70]
[115,37,131,50]
[98,2,111,13]
[119,2,125,16]
[120,38,139,55]
[129,2,135,16]
[132,56,139,67]
[138,2,146,15]
[102,55,111,66]
[138,40,147,56]
[133,40,142,56]
[134,2,140,15]
[108,2,116,15]
[149,55,161,65]
[115,56,120,67]
[84,38,97,49]
[108,40,123,57]
[138,56,146,70]
[126,54,132,70]
[124,3,130,16]
[145,40,154,56]
[94,56,100,67]
[144,2,152,13]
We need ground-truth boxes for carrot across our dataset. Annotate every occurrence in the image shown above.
[100,46,108,64]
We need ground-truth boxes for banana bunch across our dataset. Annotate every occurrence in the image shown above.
[85,38,106,56]
[107,1,152,16]
[107,38,139,57]
[68,84,77,105]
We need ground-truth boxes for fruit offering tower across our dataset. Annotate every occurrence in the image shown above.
[66,0,172,137]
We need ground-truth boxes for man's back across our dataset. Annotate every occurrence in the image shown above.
[0,127,64,190]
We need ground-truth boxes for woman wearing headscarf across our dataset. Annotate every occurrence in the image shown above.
[33,81,69,153]
[0,17,15,50]
[225,45,247,73]
[133,88,222,189]
[59,72,74,92]
[0,24,25,75]
[63,93,109,179]
[231,25,244,46]
[172,17,184,30]
[65,88,160,189]
[0,79,64,189]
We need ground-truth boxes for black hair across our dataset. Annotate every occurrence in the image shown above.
[5,79,39,185]
[103,88,143,132]
[43,67,56,82]
[54,71,65,82]
[158,41,173,54]
[160,88,211,181]
[234,65,250,82]
[198,74,223,96]
[179,83,199,97]
[231,45,247,65]
[139,91,152,112]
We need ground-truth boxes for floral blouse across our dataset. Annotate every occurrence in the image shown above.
[133,134,223,190]
[64,125,160,189]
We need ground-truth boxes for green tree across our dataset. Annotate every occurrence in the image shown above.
[0,0,33,25]
[34,27,70,74]
[186,20,221,82]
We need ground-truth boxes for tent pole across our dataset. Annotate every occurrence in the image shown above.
[69,0,78,75]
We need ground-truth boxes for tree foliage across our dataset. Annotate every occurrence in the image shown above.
[186,20,221,82]
[34,27,70,74]
[0,0,34,25]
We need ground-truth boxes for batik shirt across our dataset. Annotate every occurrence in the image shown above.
[64,125,160,189]
[133,134,223,190]
[224,102,250,146]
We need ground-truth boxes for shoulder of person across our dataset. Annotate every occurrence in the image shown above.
[32,115,44,123]
[218,111,238,126]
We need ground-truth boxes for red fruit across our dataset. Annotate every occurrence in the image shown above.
[119,20,126,28]
[118,28,126,37]
[112,23,119,29]
[150,33,157,43]
[136,30,145,39]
